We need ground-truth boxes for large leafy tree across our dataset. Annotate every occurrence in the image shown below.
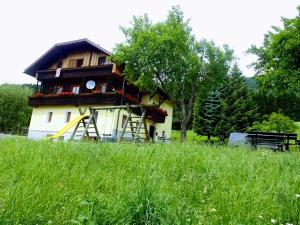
[113,6,233,141]
[248,6,300,92]
[0,84,33,134]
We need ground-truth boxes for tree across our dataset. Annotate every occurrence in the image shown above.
[253,89,300,121]
[113,6,233,141]
[251,112,297,133]
[193,89,221,142]
[214,64,258,141]
[0,84,33,134]
[248,6,300,92]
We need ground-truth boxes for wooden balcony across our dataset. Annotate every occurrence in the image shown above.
[36,64,122,80]
[28,93,118,106]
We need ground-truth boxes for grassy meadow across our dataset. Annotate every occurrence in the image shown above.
[0,138,300,224]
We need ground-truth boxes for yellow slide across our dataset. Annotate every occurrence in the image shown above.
[46,115,87,140]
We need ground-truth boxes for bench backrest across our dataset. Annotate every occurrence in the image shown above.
[248,131,297,140]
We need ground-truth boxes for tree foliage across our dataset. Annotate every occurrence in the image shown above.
[248,6,300,92]
[215,65,258,141]
[251,112,297,133]
[253,90,300,121]
[113,6,233,141]
[193,89,221,141]
[194,64,258,141]
[0,84,33,134]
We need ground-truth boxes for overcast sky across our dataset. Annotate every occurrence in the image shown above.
[0,0,298,84]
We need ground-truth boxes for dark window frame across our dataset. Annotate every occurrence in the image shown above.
[98,56,106,65]
[76,58,84,67]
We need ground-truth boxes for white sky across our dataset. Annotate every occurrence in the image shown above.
[0,0,298,84]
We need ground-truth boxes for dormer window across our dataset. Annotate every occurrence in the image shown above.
[98,56,106,65]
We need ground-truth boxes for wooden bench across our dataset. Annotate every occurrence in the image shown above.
[246,131,297,151]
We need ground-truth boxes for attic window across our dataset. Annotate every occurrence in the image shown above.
[76,59,84,67]
[98,56,106,65]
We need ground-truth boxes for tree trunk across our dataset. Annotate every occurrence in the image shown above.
[207,134,211,143]
[178,85,196,142]
[180,121,188,142]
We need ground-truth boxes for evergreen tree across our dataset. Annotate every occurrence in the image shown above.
[215,64,258,141]
[193,89,221,142]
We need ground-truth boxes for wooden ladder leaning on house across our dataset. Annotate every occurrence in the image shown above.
[118,107,150,143]
[70,108,100,141]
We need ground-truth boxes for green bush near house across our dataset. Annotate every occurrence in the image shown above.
[0,138,299,224]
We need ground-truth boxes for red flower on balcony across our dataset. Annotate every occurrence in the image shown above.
[32,92,43,97]
[59,92,74,96]
[150,108,168,116]
[115,89,140,104]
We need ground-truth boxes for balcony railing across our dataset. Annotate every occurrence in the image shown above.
[36,64,120,80]
[29,93,117,106]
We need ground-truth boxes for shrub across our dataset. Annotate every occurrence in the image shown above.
[251,112,297,133]
[0,84,33,134]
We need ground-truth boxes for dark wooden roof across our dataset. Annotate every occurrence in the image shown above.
[24,38,111,77]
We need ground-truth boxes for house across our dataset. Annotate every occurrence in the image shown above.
[24,39,173,142]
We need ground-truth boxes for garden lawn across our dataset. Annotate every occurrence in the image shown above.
[0,138,300,224]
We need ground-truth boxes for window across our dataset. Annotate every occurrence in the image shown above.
[121,115,127,128]
[71,85,80,94]
[65,111,71,123]
[93,111,98,123]
[57,61,63,68]
[54,85,63,94]
[68,58,84,68]
[100,83,107,93]
[76,59,84,67]
[47,112,53,123]
[98,56,106,65]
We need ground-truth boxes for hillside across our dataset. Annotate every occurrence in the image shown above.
[0,138,299,224]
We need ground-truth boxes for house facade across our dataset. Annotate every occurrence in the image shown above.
[24,39,173,142]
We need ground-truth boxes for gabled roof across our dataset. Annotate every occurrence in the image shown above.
[24,38,111,76]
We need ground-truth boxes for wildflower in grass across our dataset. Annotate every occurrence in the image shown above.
[209,208,217,213]
[271,219,277,224]
[285,223,293,225]
[258,215,263,219]
[295,194,300,198]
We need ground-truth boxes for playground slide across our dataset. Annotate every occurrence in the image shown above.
[46,115,87,140]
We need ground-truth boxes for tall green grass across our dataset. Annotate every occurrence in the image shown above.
[0,138,299,224]
[171,130,219,143]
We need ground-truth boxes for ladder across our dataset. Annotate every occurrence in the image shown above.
[118,108,149,143]
[70,108,100,141]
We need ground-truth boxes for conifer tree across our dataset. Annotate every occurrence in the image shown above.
[193,89,221,142]
[215,64,258,141]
